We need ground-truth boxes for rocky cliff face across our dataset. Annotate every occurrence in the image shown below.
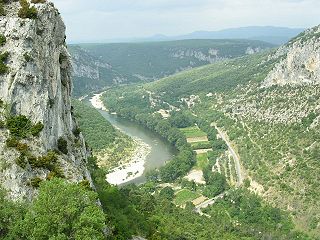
[262,25,320,87]
[0,0,91,200]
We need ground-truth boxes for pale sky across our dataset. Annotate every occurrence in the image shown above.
[50,0,320,43]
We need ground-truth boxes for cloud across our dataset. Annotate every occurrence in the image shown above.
[50,0,320,42]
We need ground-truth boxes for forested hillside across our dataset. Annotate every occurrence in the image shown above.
[101,25,320,238]
[69,39,274,96]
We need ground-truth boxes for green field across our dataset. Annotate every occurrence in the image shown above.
[180,126,207,138]
[196,153,209,170]
[174,189,201,206]
[191,141,212,150]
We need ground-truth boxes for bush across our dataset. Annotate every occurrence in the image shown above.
[79,180,91,190]
[31,151,57,169]
[30,177,42,188]
[16,142,29,153]
[0,34,6,46]
[0,1,5,16]
[15,154,27,169]
[31,0,46,3]
[23,52,33,62]
[30,122,44,136]
[6,115,44,138]
[0,51,9,74]
[57,137,68,154]
[0,120,4,128]
[18,0,38,19]
[6,137,19,148]
[73,127,81,138]
[6,115,32,138]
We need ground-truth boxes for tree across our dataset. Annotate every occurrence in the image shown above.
[159,187,175,201]
[0,188,25,238]
[15,178,106,240]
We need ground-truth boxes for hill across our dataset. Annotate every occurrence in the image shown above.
[148,26,304,45]
[87,26,304,46]
[102,25,320,237]
[69,39,274,96]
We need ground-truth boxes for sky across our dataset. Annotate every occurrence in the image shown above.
[50,0,320,43]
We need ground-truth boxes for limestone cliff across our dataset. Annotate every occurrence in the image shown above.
[262,25,320,87]
[0,0,91,200]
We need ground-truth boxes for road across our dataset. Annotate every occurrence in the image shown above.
[214,125,244,186]
[194,125,244,216]
[194,192,226,216]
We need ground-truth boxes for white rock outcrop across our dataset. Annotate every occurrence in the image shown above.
[0,0,91,200]
[262,25,320,87]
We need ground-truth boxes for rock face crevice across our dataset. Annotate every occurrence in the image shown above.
[0,1,91,200]
[262,25,320,87]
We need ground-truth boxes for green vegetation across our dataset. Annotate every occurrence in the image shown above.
[18,0,38,19]
[196,152,209,169]
[69,39,274,96]
[0,34,6,46]
[0,178,106,239]
[6,115,43,139]
[72,99,135,169]
[0,51,9,74]
[88,156,307,239]
[180,126,207,138]
[174,189,200,206]
[57,137,68,154]
[191,141,212,150]
[0,2,4,16]
[31,0,46,3]
[72,100,117,150]
[101,29,320,236]
[23,52,33,62]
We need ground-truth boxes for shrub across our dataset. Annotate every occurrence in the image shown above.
[0,1,5,16]
[31,151,57,169]
[18,0,37,19]
[30,177,42,188]
[0,34,6,46]
[15,154,27,169]
[48,99,54,108]
[6,115,44,138]
[6,137,19,148]
[57,137,68,154]
[0,51,9,74]
[16,142,29,153]
[73,127,81,138]
[0,120,5,128]
[79,180,91,190]
[6,115,32,138]
[30,122,44,137]
[31,0,46,3]
[23,52,33,62]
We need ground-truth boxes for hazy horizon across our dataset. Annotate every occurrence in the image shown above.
[51,0,320,43]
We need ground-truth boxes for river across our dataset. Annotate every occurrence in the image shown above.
[91,105,177,185]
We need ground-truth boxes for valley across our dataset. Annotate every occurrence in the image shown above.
[0,0,318,239]
[86,24,320,238]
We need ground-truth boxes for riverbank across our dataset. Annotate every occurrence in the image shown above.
[89,93,153,185]
[90,92,108,111]
[106,138,151,185]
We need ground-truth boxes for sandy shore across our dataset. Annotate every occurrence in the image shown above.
[89,93,152,185]
[106,138,151,185]
[90,92,108,111]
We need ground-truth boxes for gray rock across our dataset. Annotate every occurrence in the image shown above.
[0,0,92,200]
[262,25,320,87]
